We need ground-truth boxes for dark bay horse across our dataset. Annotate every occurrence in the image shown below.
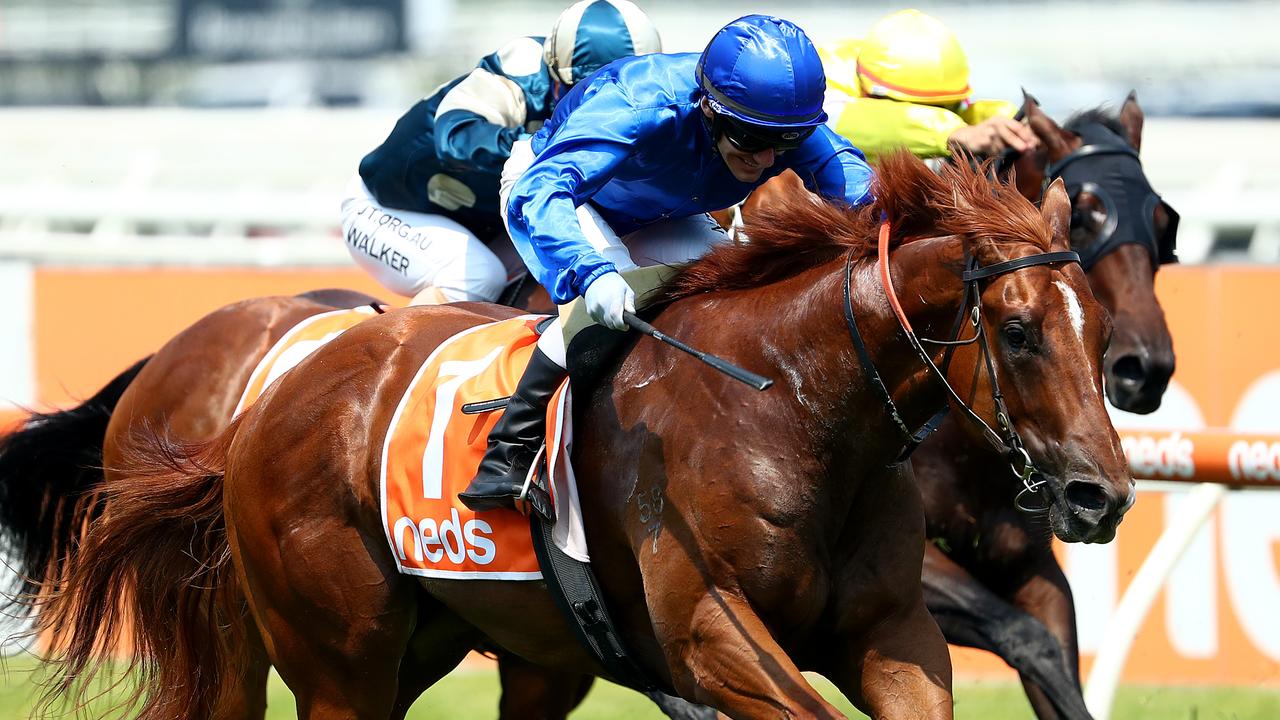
[41,152,1131,719]
[720,93,1176,414]
[716,94,1174,719]
[913,94,1176,720]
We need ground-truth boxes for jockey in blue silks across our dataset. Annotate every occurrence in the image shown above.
[341,0,661,305]
[460,14,875,516]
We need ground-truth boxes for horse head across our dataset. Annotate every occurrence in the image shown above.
[868,151,1134,543]
[722,93,1177,416]
[1024,92,1177,413]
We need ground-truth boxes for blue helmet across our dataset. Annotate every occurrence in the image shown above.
[544,0,662,86]
[697,15,828,132]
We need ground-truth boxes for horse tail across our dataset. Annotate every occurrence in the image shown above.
[39,415,247,720]
[0,356,150,609]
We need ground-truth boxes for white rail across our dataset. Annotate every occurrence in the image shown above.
[0,111,1276,266]
[1083,481,1230,720]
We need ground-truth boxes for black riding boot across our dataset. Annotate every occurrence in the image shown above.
[459,347,565,520]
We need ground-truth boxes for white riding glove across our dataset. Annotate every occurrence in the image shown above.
[583,271,635,332]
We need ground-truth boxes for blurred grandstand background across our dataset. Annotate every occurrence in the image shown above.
[3,1,1279,115]
[0,0,1278,266]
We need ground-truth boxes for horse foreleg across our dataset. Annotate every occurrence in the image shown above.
[642,691,722,720]
[1008,557,1089,720]
[661,589,845,719]
[829,596,953,720]
[921,545,1091,720]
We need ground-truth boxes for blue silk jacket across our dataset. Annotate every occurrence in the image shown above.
[507,52,875,304]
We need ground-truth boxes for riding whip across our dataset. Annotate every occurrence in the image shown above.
[623,312,772,391]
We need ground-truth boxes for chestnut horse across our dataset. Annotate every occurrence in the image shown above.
[0,288,695,717]
[4,287,608,720]
[41,152,1131,720]
[0,290,380,713]
[0,288,688,719]
[714,94,1174,719]
[0,288,380,611]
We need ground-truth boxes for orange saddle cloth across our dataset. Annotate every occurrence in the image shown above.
[379,315,583,580]
[234,305,380,415]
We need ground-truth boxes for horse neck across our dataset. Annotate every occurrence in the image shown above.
[841,235,976,451]
[706,235,970,465]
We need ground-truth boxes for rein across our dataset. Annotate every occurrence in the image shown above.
[843,221,1080,512]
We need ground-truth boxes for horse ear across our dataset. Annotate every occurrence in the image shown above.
[1023,90,1072,163]
[1119,90,1144,152]
[1041,177,1072,250]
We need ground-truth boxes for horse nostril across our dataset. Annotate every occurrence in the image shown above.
[1065,480,1109,512]
[1149,356,1176,383]
[1110,355,1146,383]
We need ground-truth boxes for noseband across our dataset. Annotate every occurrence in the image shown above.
[843,221,1081,513]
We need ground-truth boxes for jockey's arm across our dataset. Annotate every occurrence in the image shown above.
[949,99,1036,155]
[830,95,1034,160]
[433,39,542,176]
[506,87,640,304]
[786,125,876,207]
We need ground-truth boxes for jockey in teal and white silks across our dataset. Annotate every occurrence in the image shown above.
[461,14,874,518]
[341,0,661,305]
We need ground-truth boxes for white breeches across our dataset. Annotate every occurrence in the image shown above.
[340,175,509,302]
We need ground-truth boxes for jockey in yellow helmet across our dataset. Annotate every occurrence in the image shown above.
[820,9,1036,161]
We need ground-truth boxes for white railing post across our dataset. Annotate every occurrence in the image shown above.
[1083,482,1228,720]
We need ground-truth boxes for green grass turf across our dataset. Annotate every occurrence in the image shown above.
[0,656,1275,719]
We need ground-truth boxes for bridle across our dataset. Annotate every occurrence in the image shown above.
[997,118,1179,271]
[843,221,1081,512]
[1043,125,1179,269]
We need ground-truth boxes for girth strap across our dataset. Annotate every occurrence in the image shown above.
[529,514,665,693]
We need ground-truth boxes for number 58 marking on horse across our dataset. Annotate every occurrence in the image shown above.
[636,486,664,554]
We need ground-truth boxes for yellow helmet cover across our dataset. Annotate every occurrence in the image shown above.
[856,9,971,105]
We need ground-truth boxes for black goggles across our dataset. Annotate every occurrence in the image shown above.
[716,114,815,153]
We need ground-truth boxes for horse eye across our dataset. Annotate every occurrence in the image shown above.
[1003,323,1028,351]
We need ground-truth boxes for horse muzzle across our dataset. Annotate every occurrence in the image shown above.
[1048,475,1136,544]
[1104,344,1175,415]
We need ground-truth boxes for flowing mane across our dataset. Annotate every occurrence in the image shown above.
[662,150,1050,301]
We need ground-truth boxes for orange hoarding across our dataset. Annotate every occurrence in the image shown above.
[32,268,388,407]
[12,264,1280,687]
[1064,266,1280,687]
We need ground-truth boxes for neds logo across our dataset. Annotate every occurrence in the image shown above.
[393,508,496,565]
[1228,440,1280,482]
[1122,431,1195,479]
